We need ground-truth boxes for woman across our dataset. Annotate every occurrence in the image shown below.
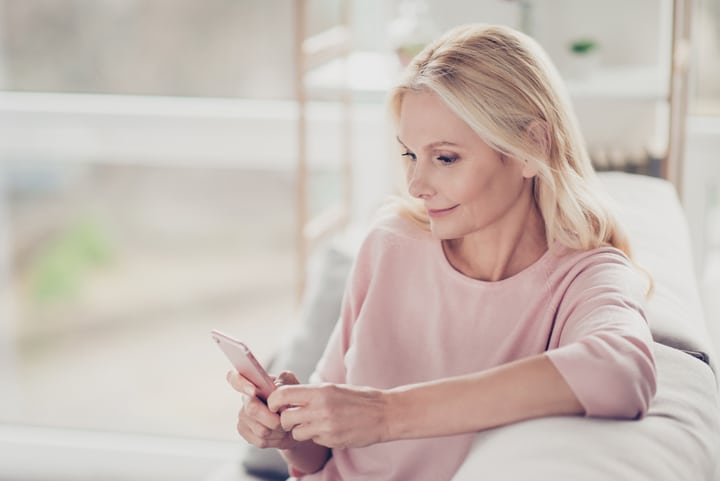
[227,24,657,480]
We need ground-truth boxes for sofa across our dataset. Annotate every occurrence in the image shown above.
[238,172,720,481]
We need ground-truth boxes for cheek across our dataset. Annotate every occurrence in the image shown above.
[454,167,524,217]
[451,174,494,205]
[404,164,414,184]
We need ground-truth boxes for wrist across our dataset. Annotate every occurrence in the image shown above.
[382,387,411,442]
[280,439,331,476]
[279,437,303,452]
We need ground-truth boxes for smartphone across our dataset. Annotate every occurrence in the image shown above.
[210,329,276,400]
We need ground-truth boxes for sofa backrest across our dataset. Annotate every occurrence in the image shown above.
[598,172,717,375]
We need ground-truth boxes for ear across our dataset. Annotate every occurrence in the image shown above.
[521,159,539,179]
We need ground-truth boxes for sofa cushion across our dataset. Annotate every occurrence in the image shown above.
[451,343,720,481]
[598,172,717,373]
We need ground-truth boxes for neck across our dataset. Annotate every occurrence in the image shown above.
[442,183,548,281]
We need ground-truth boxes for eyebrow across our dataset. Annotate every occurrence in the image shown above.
[396,136,460,150]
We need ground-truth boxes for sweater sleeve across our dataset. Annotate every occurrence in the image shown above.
[544,251,657,419]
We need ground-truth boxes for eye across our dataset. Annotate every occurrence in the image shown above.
[401,151,417,161]
[436,155,458,165]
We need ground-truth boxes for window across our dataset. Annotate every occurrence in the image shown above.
[691,0,720,114]
[0,0,295,99]
[0,1,299,446]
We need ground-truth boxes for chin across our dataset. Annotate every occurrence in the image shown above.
[428,223,465,241]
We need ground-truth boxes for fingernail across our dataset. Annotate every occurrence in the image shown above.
[244,386,255,396]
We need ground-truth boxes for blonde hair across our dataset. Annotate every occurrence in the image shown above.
[388,24,632,259]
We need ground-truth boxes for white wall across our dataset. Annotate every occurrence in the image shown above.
[374,0,668,70]
[355,0,672,160]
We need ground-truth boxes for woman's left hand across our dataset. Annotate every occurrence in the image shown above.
[267,383,390,449]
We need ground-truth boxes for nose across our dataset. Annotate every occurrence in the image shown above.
[407,160,435,200]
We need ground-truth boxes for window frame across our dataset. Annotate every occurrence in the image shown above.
[0,90,386,479]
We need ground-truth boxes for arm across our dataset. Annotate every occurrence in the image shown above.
[270,353,582,447]
[272,252,656,449]
[544,252,657,418]
[384,353,582,440]
[271,253,656,446]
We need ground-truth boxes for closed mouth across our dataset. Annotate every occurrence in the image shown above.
[428,205,459,215]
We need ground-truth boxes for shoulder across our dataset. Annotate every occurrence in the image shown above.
[550,245,647,299]
[555,245,633,270]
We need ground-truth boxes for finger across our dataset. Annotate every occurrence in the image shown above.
[240,411,273,439]
[268,384,318,412]
[236,418,283,449]
[227,370,257,397]
[275,370,300,386]
[290,422,321,444]
[235,413,267,445]
[280,405,314,432]
[242,395,283,431]
[237,406,298,450]
[239,405,289,440]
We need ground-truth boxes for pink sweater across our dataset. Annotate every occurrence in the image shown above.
[295,214,657,481]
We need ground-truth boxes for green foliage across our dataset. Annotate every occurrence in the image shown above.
[29,219,114,304]
[570,39,598,55]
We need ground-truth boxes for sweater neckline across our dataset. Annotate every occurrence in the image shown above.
[433,237,555,287]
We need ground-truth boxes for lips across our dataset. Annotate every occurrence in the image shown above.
[427,205,459,217]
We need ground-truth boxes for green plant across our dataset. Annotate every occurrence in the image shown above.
[28,219,114,304]
[570,38,598,55]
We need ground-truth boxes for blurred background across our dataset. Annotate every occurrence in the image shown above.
[0,0,718,479]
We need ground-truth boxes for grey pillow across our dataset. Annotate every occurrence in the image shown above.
[241,242,353,479]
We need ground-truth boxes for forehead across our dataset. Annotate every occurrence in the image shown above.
[397,90,477,146]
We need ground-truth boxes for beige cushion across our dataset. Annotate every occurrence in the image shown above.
[452,343,720,481]
[598,172,717,373]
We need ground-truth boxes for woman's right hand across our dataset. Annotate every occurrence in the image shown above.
[227,370,301,450]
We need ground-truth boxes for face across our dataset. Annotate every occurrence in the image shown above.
[397,90,534,241]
